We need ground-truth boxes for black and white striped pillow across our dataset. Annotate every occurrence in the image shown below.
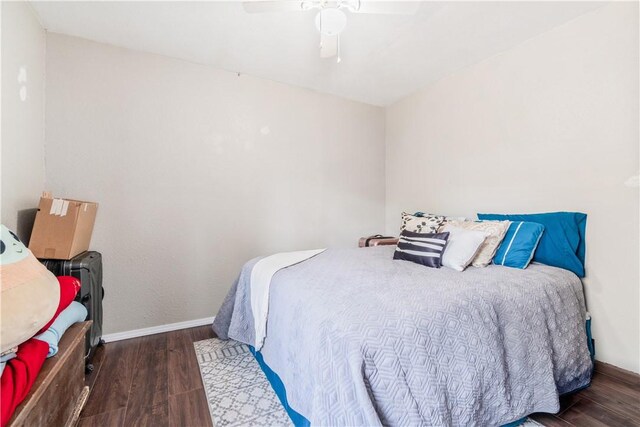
[393,230,450,268]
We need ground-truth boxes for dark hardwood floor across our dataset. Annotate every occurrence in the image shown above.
[78,325,215,427]
[80,326,640,426]
[531,362,640,427]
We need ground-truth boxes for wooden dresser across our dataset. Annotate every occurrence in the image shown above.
[8,321,92,427]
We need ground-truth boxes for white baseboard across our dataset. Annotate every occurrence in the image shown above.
[102,316,215,343]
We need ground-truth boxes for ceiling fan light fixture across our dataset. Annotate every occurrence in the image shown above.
[315,8,347,35]
[242,0,419,62]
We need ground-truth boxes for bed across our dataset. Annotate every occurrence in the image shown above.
[213,245,593,426]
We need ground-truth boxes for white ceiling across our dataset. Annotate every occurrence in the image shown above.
[30,1,605,106]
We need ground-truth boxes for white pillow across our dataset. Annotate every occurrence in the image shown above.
[444,220,510,267]
[441,225,489,271]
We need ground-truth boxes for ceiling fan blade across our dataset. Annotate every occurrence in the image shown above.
[242,1,304,14]
[320,33,338,58]
[351,1,420,15]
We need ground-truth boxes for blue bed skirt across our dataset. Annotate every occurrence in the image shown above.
[249,347,310,427]
[250,317,595,427]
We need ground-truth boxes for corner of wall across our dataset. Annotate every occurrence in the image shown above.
[42,28,47,193]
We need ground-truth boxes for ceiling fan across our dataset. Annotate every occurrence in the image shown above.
[242,1,420,63]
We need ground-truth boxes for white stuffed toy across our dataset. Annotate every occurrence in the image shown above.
[0,225,60,354]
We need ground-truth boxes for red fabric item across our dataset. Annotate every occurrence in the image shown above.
[37,276,81,334]
[0,338,49,427]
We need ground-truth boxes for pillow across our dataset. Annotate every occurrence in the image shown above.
[491,221,544,269]
[400,212,445,234]
[413,212,469,223]
[445,220,510,267]
[440,225,489,271]
[477,212,587,277]
[393,230,449,268]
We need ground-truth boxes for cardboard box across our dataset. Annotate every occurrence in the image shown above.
[29,193,98,260]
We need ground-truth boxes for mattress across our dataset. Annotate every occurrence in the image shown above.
[213,246,593,426]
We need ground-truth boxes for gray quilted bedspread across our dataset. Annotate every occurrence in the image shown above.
[212,246,592,426]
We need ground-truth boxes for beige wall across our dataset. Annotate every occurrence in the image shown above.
[44,33,386,335]
[21,2,639,372]
[1,1,46,240]
[386,3,639,372]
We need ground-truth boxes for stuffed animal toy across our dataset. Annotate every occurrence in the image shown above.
[0,225,59,354]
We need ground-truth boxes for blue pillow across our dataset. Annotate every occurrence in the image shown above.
[491,221,544,269]
[477,212,587,277]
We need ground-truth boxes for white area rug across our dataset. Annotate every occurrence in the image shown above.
[195,337,545,427]
[194,338,291,427]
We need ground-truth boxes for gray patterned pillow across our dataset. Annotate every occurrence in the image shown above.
[400,212,446,234]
